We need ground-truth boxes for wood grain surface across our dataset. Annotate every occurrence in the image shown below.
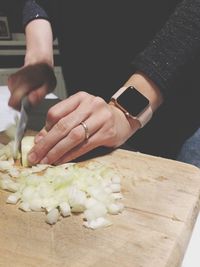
[0,144,200,267]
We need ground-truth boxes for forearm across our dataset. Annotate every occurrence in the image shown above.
[132,0,200,98]
[25,19,54,67]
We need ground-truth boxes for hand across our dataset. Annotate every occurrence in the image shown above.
[8,63,57,110]
[28,91,140,165]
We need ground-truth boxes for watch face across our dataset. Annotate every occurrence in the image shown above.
[117,86,149,116]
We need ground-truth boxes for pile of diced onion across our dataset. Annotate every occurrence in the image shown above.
[0,140,124,229]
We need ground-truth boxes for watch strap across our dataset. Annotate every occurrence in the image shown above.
[137,104,153,128]
[111,86,128,100]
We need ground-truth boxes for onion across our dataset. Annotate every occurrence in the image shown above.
[6,193,20,204]
[5,122,18,140]
[107,203,124,215]
[59,202,71,217]
[46,208,59,225]
[0,138,124,229]
[21,136,35,167]
[83,217,112,230]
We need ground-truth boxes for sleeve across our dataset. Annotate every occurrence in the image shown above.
[22,0,57,37]
[22,0,49,27]
[132,0,200,98]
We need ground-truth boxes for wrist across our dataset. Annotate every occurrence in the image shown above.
[124,71,163,112]
[109,102,141,146]
[24,51,53,67]
[110,86,153,128]
[109,101,141,131]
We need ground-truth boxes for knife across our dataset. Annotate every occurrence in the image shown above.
[13,96,31,159]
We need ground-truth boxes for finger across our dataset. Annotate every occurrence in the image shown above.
[39,109,107,164]
[39,124,86,164]
[38,94,94,150]
[55,130,104,164]
[28,106,101,165]
[28,95,109,164]
[8,85,29,110]
[27,109,89,164]
[8,83,47,109]
[45,91,91,131]
[34,128,48,143]
[27,84,49,106]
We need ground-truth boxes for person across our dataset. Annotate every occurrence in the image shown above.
[7,0,200,165]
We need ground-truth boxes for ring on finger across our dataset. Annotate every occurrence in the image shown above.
[80,121,89,141]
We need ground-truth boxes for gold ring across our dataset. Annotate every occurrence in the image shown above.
[80,121,89,141]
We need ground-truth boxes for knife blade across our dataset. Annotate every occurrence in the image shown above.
[13,96,31,159]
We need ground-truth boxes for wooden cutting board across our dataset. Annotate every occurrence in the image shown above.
[0,140,200,267]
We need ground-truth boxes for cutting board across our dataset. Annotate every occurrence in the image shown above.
[0,138,200,267]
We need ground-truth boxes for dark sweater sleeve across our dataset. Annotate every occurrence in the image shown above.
[132,0,200,98]
[22,0,57,37]
[22,0,49,27]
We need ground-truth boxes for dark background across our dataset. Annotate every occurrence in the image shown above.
[0,1,61,68]
[0,0,24,33]
[0,1,26,68]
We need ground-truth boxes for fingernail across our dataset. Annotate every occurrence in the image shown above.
[45,123,51,132]
[28,152,37,163]
[40,157,49,164]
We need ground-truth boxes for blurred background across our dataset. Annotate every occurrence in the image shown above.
[0,0,67,99]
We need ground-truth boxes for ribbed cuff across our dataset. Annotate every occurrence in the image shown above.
[131,55,171,99]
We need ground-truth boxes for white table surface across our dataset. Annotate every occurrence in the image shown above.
[0,85,200,267]
[181,212,200,267]
[0,86,57,132]
[0,86,20,132]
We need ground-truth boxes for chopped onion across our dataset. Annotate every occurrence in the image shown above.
[0,160,13,171]
[83,217,112,230]
[19,202,31,212]
[0,138,124,229]
[84,202,107,221]
[21,136,35,167]
[6,193,20,204]
[107,203,124,215]
[46,208,59,225]
[111,175,121,184]
[5,122,18,140]
[110,183,121,193]
[59,202,71,217]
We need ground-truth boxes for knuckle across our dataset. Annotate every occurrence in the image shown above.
[104,108,113,120]
[92,96,105,107]
[55,118,69,133]
[68,127,83,142]
[34,140,47,158]
[46,107,60,125]
[7,76,16,90]
[77,91,89,99]
[105,126,117,141]
[46,148,59,163]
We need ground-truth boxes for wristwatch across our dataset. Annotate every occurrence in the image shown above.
[110,86,153,128]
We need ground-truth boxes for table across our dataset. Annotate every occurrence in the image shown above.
[1,85,200,267]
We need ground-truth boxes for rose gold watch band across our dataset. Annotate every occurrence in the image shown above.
[136,104,153,128]
[111,87,153,128]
